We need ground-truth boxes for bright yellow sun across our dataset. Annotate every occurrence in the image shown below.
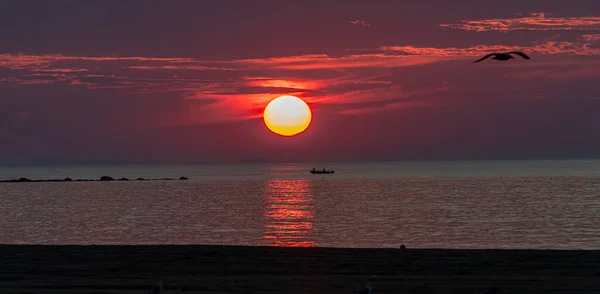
[263,95,312,136]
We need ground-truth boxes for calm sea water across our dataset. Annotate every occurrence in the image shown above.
[1,160,600,249]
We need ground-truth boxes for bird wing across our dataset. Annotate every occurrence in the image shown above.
[508,51,531,59]
[473,53,496,63]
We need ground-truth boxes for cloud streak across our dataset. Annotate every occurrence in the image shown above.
[3,30,598,80]
[382,36,600,56]
[440,12,600,32]
[0,53,194,70]
[350,20,370,27]
[1,31,599,124]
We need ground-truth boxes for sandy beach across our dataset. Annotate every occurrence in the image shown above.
[0,245,599,293]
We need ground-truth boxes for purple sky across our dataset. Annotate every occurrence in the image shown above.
[1,0,600,164]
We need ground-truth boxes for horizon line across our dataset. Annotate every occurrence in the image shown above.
[2,156,600,167]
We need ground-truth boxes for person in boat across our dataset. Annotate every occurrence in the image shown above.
[323,168,326,172]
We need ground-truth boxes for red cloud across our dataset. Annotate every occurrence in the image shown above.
[337,99,438,115]
[440,12,600,32]
[5,34,595,79]
[232,54,442,70]
[124,65,235,71]
[242,77,321,91]
[0,53,193,70]
[30,68,88,73]
[582,34,600,42]
[350,20,370,27]
[382,37,600,56]
[1,32,599,124]
[508,67,600,80]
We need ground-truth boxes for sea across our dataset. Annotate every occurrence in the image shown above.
[1,159,599,249]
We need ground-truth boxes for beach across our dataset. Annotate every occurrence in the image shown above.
[0,245,599,293]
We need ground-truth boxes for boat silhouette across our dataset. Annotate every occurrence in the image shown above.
[310,168,334,174]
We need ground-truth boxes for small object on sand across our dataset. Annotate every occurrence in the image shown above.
[486,287,498,294]
[358,281,372,294]
[150,280,163,294]
[399,244,406,250]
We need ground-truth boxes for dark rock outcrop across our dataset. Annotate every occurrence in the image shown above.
[1,175,189,183]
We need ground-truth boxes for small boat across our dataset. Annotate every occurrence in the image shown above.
[310,168,335,174]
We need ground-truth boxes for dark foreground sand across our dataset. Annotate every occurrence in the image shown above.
[0,245,599,293]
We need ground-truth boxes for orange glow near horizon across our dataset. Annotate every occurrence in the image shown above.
[263,95,312,136]
[245,78,318,90]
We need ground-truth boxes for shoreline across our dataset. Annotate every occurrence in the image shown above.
[1,245,599,293]
[3,243,600,251]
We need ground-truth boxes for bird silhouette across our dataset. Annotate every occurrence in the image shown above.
[358,281,372,294]
[473,51,531,63]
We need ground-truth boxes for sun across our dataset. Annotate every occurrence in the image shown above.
[263,95,312,136]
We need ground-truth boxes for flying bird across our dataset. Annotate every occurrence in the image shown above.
[473,52,531,63]
[358,281,372,294]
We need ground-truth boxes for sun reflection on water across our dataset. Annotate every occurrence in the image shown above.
[263,179,316,247]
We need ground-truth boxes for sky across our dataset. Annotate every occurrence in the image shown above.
[1,0,600,164]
